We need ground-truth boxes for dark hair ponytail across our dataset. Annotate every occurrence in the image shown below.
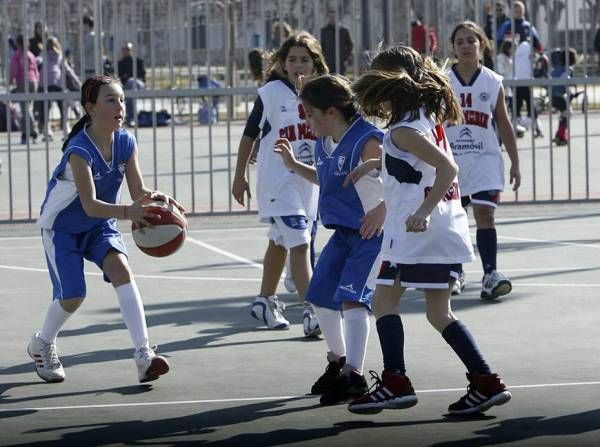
[61,115,90,152]
[61,74,119,152]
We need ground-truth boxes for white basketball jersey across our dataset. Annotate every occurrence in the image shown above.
[255,80,318,221]
[381,110,475,265]
[445,65,505,195]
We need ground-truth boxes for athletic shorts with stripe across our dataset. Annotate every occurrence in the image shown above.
[376,261,462,290]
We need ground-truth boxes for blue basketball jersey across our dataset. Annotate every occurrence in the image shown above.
[38,127,135,233]
[315,115,383,230]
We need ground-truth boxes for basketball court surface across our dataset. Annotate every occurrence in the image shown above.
[1,202,600,446]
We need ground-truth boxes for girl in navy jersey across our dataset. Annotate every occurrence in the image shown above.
[346,46,511,416]
[232,32,328,336]
[445,21,521,300]
[29,75,183,384]
[275,74,384,405]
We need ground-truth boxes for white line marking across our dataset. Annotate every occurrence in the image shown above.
[0,265,262,282]
[186,236,263,270]
[2,380,600,413]
[497,235,600,250]
[512,283,600,287]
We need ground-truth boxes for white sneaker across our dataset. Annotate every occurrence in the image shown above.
[250,296,290,329]
[481,271,512,300]
[452,271,466,296]
[283,258,297,293]
[303,305,321,338]
[134,346,170,383]
[27,332,65,383]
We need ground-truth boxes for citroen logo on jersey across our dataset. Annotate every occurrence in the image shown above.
[295,142,314,166]
[93,172,102,180]
[479,92,490,102]
[337,155,346,172]
[280,105,287,112]
[459,127,472,139]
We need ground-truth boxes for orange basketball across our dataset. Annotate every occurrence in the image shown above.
[131,199,187,257]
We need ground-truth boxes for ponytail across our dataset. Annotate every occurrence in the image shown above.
[61,115,90,152]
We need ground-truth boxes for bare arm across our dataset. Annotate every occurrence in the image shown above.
[343,137,383,187]
[232,135,255,206]
[273,138,318,184]
[390,127,457,233]
[494,87,521,191]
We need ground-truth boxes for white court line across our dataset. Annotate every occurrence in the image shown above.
[0,265,262,282]
[3,264,599,285]
[186,236,263,270]
[2,380,600,413]
[496,235,600,250]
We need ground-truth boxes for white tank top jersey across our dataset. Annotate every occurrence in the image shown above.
[255,80,319,221]
[381,109,475,265]
[444,65,505,196]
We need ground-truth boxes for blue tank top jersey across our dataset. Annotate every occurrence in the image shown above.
[38,127,136,233]
[315,116,383,230]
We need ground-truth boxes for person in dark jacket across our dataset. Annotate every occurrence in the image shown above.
[320,9,353,75]
[117,42,146,126]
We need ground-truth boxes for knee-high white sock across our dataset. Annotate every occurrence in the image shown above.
[115,281,149,351]
[312,304,345,358]
[342,307,370,375]
[39,300,72,344]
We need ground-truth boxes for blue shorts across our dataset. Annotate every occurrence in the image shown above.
[461,190,500,208]
[306,226,382,311]
[41,220,127,300]
[376,261,462,289]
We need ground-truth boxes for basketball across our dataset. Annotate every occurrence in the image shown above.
[131,199,188,257]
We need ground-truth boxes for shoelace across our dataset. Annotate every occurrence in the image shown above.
[40,340,61,368]
[366,370,384,394]
[137,347,155,362]
[269,297,286,316]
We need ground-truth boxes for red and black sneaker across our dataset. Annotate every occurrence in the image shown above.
[347,370,418,414]
[310,354,345,395]
[448,373,511,415]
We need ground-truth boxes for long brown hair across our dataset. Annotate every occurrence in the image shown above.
[265,31,329,81]
[352,46,462,126]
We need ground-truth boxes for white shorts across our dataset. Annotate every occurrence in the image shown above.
[267,216,312,249]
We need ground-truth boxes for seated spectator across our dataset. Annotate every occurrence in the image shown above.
[117,42,146,126]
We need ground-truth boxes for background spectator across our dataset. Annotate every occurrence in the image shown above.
[320,8,353,75]
[9,35,39,144]
[117,42,146,126]
[594,28,600,73]
[410,15,438,56]
[497,1,543,53]
[270,20,293,50]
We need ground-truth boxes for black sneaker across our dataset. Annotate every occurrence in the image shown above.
[320,371,368,406]
[310,354,345,395]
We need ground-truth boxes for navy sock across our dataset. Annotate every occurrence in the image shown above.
[442,320,491,374]
[376,315,406,374]
[476,228,497,274]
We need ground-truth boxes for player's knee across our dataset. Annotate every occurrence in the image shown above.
[426,310,453,333]
[372,295,395,319]
[103,252,133,286]
[59,297,84,313]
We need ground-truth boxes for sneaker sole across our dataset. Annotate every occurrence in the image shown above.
[139,356,170,383]
[348,396,418,414]
[481,281,512,300]
[449,390,512,415]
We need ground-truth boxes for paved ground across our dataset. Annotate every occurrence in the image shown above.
[1,202,600,446]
